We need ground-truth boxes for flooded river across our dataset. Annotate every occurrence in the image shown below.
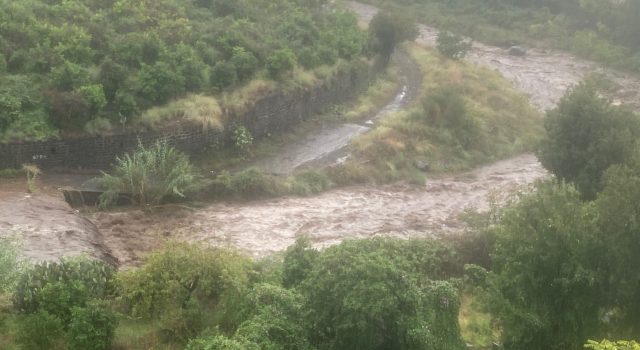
[6,2,640,265]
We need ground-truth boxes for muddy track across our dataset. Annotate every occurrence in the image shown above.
[252,49,421,175]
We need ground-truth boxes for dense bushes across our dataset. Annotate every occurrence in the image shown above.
[182,236,466,350]
[116,242,251,340]
[12,256,117,350]
[0,0,367,140]
[537,81,640,199]
[437,31,472,59]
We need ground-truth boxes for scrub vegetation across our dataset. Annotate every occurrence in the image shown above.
[0,0,367,141]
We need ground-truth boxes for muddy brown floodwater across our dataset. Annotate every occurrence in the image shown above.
[90,154,545,264]
[5,1,640,265]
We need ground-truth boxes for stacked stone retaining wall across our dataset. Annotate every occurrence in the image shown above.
[0,63,370,170]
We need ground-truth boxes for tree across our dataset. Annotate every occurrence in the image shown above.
[594,150,640,337]
[282,236,318,289]
[267,48,297,78]
[490,181,604,350]
[537,81,640,199]
[136,61,185,106]
[98,58,128,103]
[369,11,418,65]
[437,31,472,59]
[210,61,237,89]
[230,47,258,81]
[302,239,465,350]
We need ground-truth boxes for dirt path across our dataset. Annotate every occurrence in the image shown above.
[253,49,421,174]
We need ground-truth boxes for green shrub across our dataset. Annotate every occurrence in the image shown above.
[490,181,603,350]
[136,61,185,106]
[229,168,278,197]
[49,61,90,90]
[282,236,318,288]
[302,238,465,350]
[98,141,200,207]
[267,48,296,78]
[14,257,114,324]
[233,284,312,350]
[233,125,253,155]
[0,234,27,293]
[230,47,259,81]
[418,86,480,149]
[585,340,640,350]
[16,310,65,350]
[210,61,238,89]
[437,31,472,60]
[537,81,640,199]
[77,84,107,115]
[286,171,333,196]
[186,335,255,350]
[116,242,250,319]
[68,299,118,350]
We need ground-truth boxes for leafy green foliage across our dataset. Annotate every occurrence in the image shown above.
[210,61,238,90]
[231,47,259,81]
[416,86,479,149]
[0,0,365,139]
[490,182,604,350]
[585,340,640,350]
[231,284,312,350]
[68,299,118,350]
[233,125,253,155]
[369,11,418,65]
[281,236,319,289]
[0,234,27,294]
[98,141,199,207]
[302,238,465,350]
[594,150,640,337]
[16,310,65,350]
[13,257,115,324]
[437,31,472,60]
[267,48,297,78]
[116,242,250,320]
[186,335,253,350]
[537,81,640,199]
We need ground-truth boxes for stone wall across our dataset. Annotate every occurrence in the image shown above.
[0,63,370,170]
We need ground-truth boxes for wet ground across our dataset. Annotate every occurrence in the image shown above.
[346,1,640,112]
[5,1,640,265]
[253,49,421,175]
